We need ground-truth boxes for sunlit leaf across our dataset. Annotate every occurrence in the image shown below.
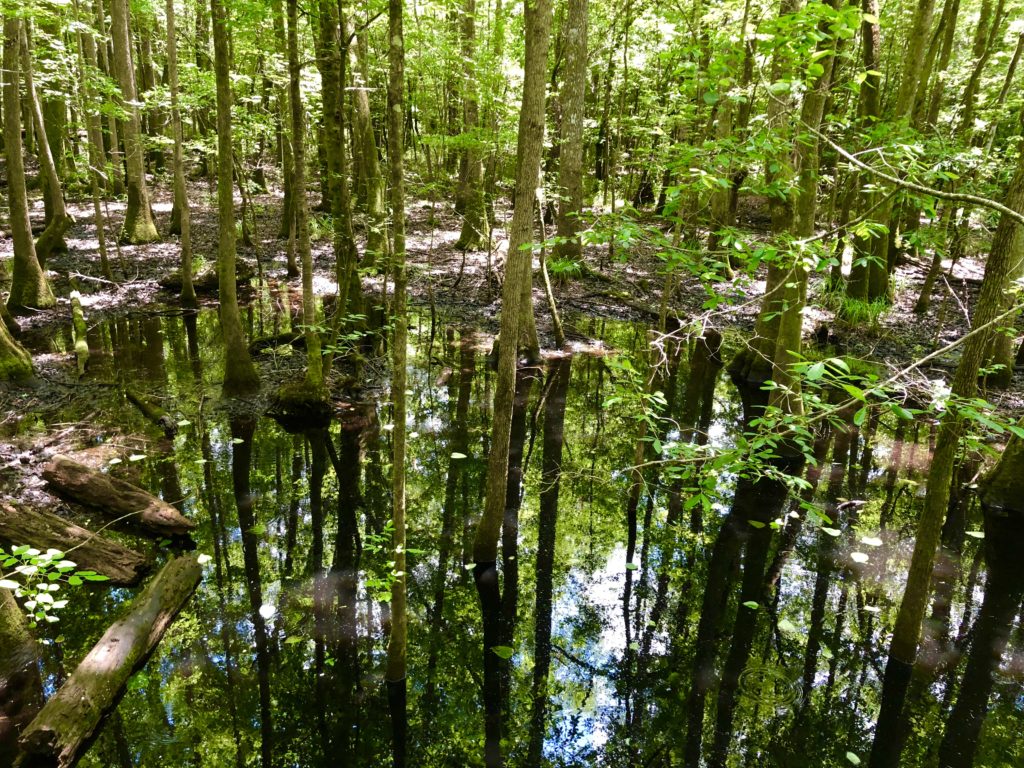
[491,645,514,659]
[850,552,869,564]
[742,601,759,610]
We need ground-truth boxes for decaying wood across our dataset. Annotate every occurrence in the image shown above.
[41,455,195,537]
[0,504,150,586]
[123,387,177,438]
[16,555,202,768]
[1,589,42,767]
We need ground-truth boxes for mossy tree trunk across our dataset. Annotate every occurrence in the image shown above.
[109,0,159,243]
[20,22,72,265]
[211,0,260,395]
[553,0,587,261]
[288,0,323,393]
[166,0,196,308]
[3,16,56,315]
[455,0,488,251]
[385,0,408,762]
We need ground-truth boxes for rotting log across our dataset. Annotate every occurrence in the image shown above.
[0,503,150,586]
[16,554,202,768]
[69,292,88,377]
[123,387,176,438]
[41,455,195,537]
[1,588,43,766]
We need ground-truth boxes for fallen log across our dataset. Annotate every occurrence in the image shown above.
[123,387,176,438]
[1,589,43,767]
[0,504,150,586]
[16,555,203,768]
[41,455,196,537]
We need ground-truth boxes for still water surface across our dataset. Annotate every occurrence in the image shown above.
[7,306,1022,767]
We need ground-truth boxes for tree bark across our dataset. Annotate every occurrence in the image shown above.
[455,0,488,251]
[385,0,408,762]
[0,588,42,766]
[108,0,159,243]
[3,16,56,315]
[553,0,587,260]
[17,555,202,768]
[166,0,196,307]
[0,503,150,586]
[210,0,260,395]
[41,455,196,537]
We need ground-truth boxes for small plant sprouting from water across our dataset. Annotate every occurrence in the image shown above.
[0,545,110,628]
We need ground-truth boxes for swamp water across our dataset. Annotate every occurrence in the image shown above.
[2,306,1022,768]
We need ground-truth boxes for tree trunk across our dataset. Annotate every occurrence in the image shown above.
[385,0,408,762]
[289,0,323,392]
[108,0,159,243]
[20,23,72,265]
[868,113,1024,768]
[553,0,587,261]
[455,0,488,251]
[41,455,197,537]
[17,555,202,768]
[0,503,150,586]
[210,0,260,395]
[3,16,56,315]
[166,0,196,307]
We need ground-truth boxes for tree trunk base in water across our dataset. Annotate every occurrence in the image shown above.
[268,380,333,433]
[41,455,196,537]
[16,555,202,768]
[0,503,150,586]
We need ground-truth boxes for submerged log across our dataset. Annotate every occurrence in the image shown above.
[1,589,43,766]
[16,554,202,768]
[41,455,196,537]
[123,387,176,438]
[0,504,150,586]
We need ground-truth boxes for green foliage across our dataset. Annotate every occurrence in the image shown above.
[0,545,109,628]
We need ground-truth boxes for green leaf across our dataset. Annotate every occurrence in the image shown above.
[861,12,878,24]
[742,601,759,610]
[285,636,304,645]
[491,645,514,660]
[625,562,639,571]
[450,452,467,460]
[747,520,766,529]
[0,579,20,590]
[778,618,798,634]
[821,527,842,537]
[853,406,868,427]
[846,752,862,766]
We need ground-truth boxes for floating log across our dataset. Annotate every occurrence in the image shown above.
[16,555,203,768]
[41,455,196,537]
[0,504,150,586]
[123,387,176,438]
[1,589,43,766]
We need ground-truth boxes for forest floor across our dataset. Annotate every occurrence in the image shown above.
[3,175,1023,417]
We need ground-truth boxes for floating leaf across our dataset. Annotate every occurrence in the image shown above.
[860,536,883,547]
[177,419,192,427]
[864,605,881,614]
[846,752,862,766]
[628,641,640,651]
[128,454,147,462]
[258,604,277,619]
[747,520,766,529]
[742,601,759,610]
[108,457,122,466]
[231,438,245,445]
[822,527,842,537]
[850,552,870,564]
[491,645,514,660]
[625,562,639,571]
[197,554,213,565]
[778,618,798,634]
[450,452,467,460]
[285,636,303,645]
[965,530,984,539]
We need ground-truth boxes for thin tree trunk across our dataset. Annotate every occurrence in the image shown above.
[166,0,196,307]
[553,0,587,260]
